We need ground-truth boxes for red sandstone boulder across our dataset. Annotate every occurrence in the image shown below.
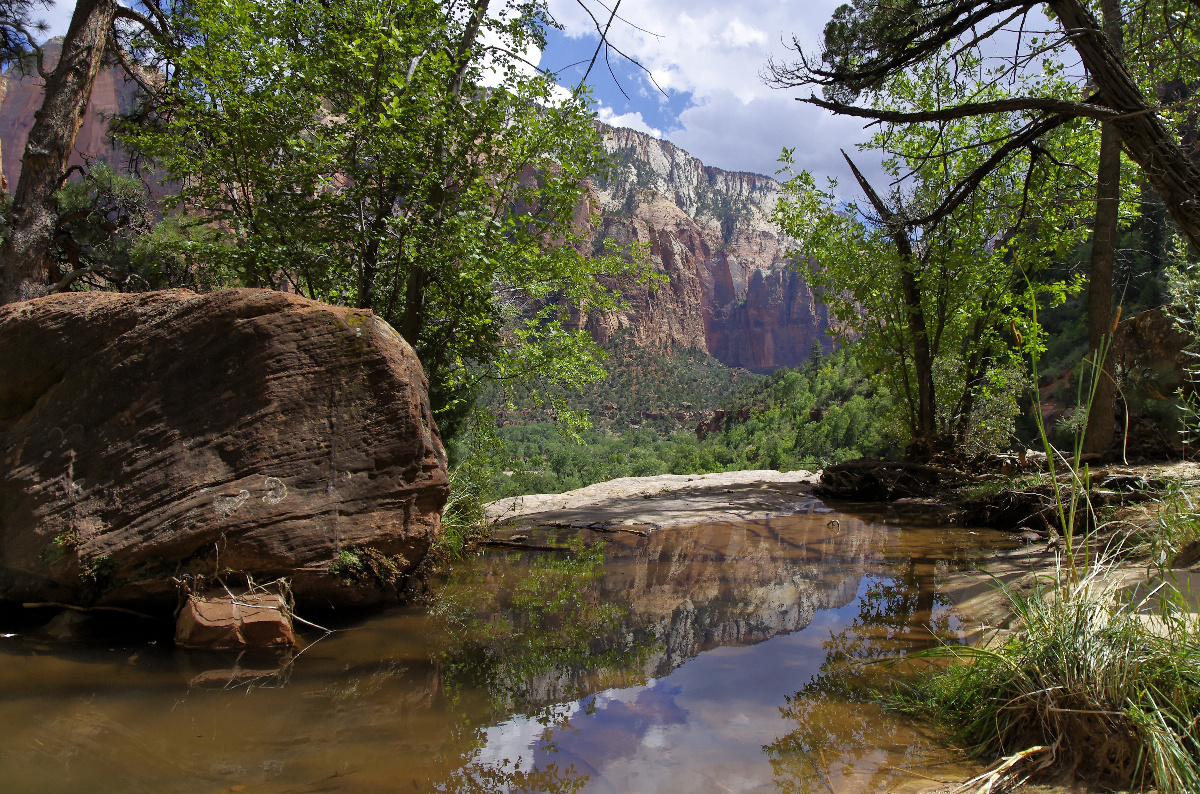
[175,590,295,649]
[0,289,448,610]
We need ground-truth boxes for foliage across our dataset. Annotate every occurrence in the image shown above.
[1165,252,1200,449]
[483,334,755,435]
[774,50,1111,453]
[327,546,408,591]
[429,539,653,715]
[481,346,901,499]
[438,412,502,558]
[49,164,225,292]
[895,294,1200,790]
[124,0,641,431]
[898,568,1200,790]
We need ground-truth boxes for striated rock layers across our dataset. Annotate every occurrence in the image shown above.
[0,289,448,610]
[0,51,830,370]
[580,126,832,371]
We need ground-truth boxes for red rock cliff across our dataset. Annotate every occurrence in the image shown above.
[581,126,832,370]
[0,40,140,193]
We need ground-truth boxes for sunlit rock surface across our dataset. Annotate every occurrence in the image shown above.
[484,469,819,528]
[0,289,448,609]
[578,126,835,370]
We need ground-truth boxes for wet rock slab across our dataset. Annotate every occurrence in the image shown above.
[484,469,820,530]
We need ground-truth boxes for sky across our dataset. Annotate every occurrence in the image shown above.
[541,0,880,185]
[36,0,882,187]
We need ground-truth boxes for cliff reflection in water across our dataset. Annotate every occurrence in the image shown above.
[0,504,1010,793]
[432,507,883,714]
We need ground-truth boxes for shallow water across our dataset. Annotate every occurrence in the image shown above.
[0,503,1017,793]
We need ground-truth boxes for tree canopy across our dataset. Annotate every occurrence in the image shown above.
[768,0,1200,252]
[121,0,641,433]
[773,52,1112,452]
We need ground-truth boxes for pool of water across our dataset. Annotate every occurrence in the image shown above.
[0,503,1017,793]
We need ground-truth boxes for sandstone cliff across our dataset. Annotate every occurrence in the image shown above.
[0,41,140,193]
[583,126,832,371]
[0,290,449,610]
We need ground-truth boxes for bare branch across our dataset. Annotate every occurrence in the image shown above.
[13,20,48,79]
[798,93,1118,123]
[113,5,165,41]
[108,37,159,95]
[909,113,1071,227]
[580,0,620,87]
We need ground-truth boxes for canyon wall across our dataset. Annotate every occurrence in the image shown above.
[0,41,140,193]
[582,126,832,371]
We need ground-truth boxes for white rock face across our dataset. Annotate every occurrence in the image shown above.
[484,469,820,528]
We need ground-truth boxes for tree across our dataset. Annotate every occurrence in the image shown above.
[0,0,49,194]
[124,0,642,433]
[1083,0,1126,454]
[0,0,173,304]
[773,55,1096,455]
[769,0,1200,248]
[768,0,1173,454]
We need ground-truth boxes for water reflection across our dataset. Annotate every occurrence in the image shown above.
[0,505,1013,793]
[765,554,968,793]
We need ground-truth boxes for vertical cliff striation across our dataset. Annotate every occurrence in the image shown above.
[0,40,141,193]
[583,125,832,371]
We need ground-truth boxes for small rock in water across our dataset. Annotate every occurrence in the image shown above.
[1015,528,1043,543]
[508,534,529,543]
[175,590,295,649]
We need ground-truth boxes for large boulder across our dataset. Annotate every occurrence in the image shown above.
[0,289,448,610]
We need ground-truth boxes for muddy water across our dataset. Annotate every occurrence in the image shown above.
[0,504,1017,793]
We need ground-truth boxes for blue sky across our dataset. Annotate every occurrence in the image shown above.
[540,0,884,186]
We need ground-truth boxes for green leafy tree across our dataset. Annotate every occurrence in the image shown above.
[126,0,639,433]
[773,55,1105,454]
[768,0,1200,455]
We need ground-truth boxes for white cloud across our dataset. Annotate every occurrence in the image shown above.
[546,0,883,190]
[722,19,768,49]
[670,91,891,189]
[596,105,663,138]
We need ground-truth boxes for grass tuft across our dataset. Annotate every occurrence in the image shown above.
[899,564,1200,790]
[436,462,490,558]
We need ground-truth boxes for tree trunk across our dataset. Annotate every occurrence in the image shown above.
[0,76,7,195]
[1083,127,1121,453]
[844,152,938,452]
[400,263,425,347]
[1082,0,1122,456]
[900,266,938,448]
[0,0,115,305]
[1049,0,1200,252]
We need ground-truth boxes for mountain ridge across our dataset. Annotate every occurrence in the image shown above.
[0,59,832,371]
[580,124,832,371]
